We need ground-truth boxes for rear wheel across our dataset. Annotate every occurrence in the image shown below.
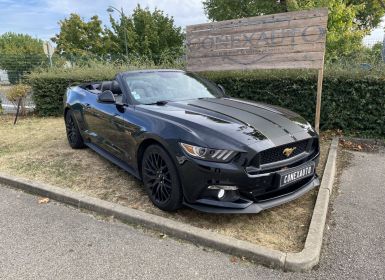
[141,144,183,211]
[65,110,85,149]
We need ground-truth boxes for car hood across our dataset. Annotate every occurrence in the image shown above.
[137,98,317,150]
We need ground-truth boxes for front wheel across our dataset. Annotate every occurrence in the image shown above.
[65,110,86,149]
[141,144,183,211]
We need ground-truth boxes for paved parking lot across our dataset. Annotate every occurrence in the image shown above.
[0,148,384,280]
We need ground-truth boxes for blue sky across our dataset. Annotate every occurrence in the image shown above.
[0,0,207,41]
[0,0,382,44]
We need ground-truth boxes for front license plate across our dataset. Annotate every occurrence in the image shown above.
[279,162,315,188]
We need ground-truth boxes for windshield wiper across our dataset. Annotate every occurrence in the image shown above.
[145,100,169,106]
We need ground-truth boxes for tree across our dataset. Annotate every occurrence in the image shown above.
[106,11,139,59]
[107,5,184,63]
[348,0,385,31]
[202,0,287,20]
[355,41,384,64]
[202,0,385,61]
[52,14,107,57]
[52,6,184,63]
[0,32,45,84]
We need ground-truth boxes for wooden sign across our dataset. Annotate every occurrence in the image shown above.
[186,8,328,72]
[186,8,328,133]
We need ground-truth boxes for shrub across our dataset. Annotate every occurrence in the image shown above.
[203,68,385,137]
[6,84,31,101]
[5,84,31,116]
[29,63,385,137]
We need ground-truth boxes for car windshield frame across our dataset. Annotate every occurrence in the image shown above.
[121,71,224,105]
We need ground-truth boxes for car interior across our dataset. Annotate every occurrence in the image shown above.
[81,79,166,104]
[81,80,124,103]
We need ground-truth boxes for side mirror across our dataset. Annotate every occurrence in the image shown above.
[98,90,115,104]
[217,84,225,94]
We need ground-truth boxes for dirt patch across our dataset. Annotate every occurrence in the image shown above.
[339,138,382,153]
[0,116,330,252]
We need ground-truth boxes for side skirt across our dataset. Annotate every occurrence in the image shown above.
[85,142,141,180]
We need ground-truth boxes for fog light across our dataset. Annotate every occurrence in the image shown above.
[217,189,225,199]
[208,185,238,191]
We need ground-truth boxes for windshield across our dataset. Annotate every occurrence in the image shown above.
[123,71,224,104]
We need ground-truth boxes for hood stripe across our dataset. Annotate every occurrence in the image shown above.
[203,98,297,141]
[188,99,295,145]
[206,98,302,136]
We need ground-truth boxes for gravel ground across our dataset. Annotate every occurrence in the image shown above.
[0,148,384,280]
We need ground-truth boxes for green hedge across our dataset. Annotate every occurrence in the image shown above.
[29,64,127,116]
[29,65,385,137]
[28,60,177,116]
[204,69,385,137]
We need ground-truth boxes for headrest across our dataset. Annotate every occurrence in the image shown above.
[111,80,122,95]
[101,81,112,92]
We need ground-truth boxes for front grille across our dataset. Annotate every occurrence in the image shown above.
[259,139,309,165]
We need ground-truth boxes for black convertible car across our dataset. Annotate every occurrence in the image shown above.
[64,69,320,213]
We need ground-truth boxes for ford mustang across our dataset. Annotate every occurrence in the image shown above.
[64,69,320,213]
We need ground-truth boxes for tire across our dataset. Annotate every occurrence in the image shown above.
[65,110,86,149]
[141,144,183,211]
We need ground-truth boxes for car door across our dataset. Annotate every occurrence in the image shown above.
[82,80,126,160]
[111,75,143,166]
[109,77,141,166]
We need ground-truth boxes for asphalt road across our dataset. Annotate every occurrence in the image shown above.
[0,149,384,280]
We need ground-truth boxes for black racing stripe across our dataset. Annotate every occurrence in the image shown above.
[203,98,296,140]
[187,99,294,145]
[206,98,301,137]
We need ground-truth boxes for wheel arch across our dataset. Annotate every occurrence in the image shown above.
[136,136,181,184]
[137,138,166,179]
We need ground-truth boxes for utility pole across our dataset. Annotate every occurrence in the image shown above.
[107,6,129,59]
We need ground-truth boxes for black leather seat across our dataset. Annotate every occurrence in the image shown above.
[101,81,112,92]
[101,81,123,103]
[111,81,122,95]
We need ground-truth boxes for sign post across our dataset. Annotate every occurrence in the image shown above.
[43,41,55,67]
[186,8,328,133]
[315,67,324,133]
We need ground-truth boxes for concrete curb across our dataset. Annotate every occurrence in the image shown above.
[285,137,339,272]
[0,137,339,272]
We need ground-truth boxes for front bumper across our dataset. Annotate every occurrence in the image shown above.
[176,147,320,213]
[183,175,319,213]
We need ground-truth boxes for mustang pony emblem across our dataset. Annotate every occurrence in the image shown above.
[283,147,297,157]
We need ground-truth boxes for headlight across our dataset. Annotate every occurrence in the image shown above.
[180,143,236,162]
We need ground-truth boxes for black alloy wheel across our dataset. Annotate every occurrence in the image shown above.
[65,110,85,149]
[142,144,182,211]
